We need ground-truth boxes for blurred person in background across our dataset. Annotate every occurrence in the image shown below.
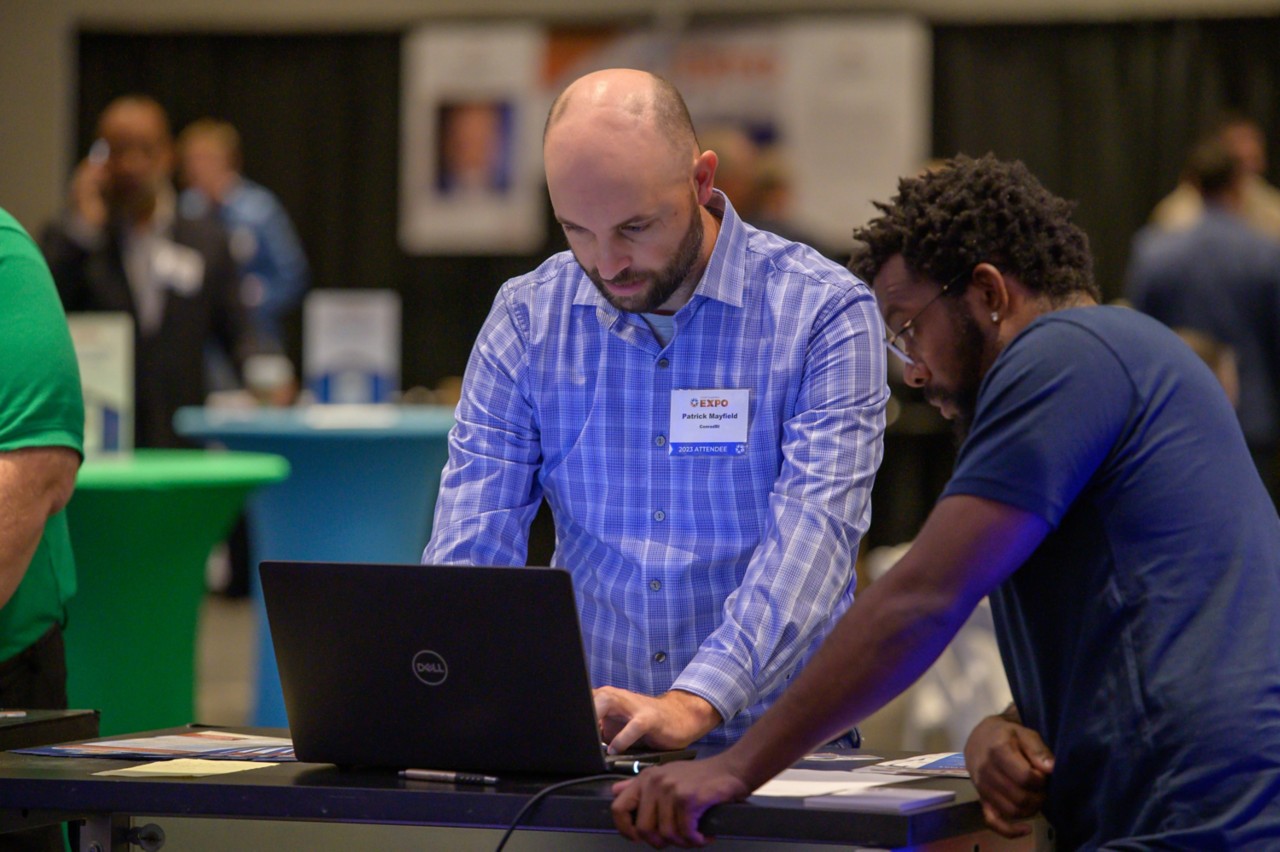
[1128,137,1280,502]
[1150,111,1280,240]
[42,95,249,449]
[698,123,834,256]
[179,117,310,366]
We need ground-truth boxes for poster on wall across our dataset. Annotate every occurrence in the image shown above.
[399,24,547,255]
[779,19,931,250]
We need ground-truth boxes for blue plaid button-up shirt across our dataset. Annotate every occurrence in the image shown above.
[424,192,887,745]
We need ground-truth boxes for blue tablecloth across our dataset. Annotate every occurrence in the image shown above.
[174,405,455,725]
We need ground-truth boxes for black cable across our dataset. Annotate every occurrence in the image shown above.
[493,773,620,852]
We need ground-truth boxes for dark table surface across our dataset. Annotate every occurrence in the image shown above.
[0,727,985,848]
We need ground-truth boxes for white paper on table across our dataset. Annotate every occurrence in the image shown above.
[752,768,926,798]
[803,786,956,812]
[95,759,277,777]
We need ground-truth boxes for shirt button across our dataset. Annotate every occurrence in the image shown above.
[654,435,666,447]
[649,579,661,591]
[657,358,670,369]
[653,652,667,663]
[653,510,665,522]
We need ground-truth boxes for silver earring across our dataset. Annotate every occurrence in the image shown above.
[991,312,1000,323]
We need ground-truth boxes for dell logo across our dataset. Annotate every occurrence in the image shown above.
[411,650,448,686]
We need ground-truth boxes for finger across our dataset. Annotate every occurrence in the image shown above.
[600,720,621,744]
[673,794,709,847]
[979,767,1045,817]
[610,782,641,841]
[632,779,668,849]
[1013,728,1055,773]
[988,742,1048,791]
[594,690,628,742]
[656,781,685,847]
[608,717,647,755]
[979,777,1044,824]
[977,755,1039,798]
[978,783,1026,822]
[982,801,1033,839]
[593,687,617,718]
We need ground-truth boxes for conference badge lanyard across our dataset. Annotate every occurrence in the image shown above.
[668,389,749,457]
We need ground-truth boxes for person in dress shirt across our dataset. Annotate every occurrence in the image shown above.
[424,69,887,752]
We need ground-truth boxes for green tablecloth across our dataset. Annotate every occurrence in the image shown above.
[64,449,289,735]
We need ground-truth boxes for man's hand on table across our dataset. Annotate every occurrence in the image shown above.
[964,710,1054,838]
[611,752,751,848]
[593,687,722,753]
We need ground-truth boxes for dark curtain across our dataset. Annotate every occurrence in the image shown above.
[934,17,1280,300]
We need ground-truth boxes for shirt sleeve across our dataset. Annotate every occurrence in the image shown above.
[252,194,310,319]
[672,287,887,720]
[422,284,543,566]
[942,319,1131,529]
[0,218,85,456]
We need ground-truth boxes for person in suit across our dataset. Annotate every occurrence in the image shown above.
[42,95,248,448]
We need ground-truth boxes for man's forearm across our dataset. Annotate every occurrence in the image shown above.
[708,496,1050,791]
[715,562,976,789]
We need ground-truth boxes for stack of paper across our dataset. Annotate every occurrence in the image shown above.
[802,786,955,813]
[16,730,295,762]
[751,767,955,813]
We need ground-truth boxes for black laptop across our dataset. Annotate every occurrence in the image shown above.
[259,560,696,775]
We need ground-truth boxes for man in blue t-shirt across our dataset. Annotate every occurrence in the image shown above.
[612,154,1280,850]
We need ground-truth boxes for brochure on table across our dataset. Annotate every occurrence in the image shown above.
[15,730,294,762]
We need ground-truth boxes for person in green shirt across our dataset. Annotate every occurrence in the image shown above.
[0,205,84,710]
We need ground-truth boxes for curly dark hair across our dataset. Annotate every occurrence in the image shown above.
[848,154,1098,304]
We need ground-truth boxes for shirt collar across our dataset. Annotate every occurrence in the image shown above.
[572,189,747,316]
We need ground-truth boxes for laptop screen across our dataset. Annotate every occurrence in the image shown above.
[262,560,630,774]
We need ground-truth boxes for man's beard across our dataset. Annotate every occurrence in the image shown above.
[585,202,704,314]
[925,305,989,444]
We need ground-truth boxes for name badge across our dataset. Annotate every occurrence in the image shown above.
[669,389,749,457]
[153,240,205,297]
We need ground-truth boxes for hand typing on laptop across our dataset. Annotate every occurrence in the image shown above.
[594,687,723,754]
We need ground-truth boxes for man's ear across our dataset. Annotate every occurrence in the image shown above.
[693,150,718,205]
[970,262,1011,320]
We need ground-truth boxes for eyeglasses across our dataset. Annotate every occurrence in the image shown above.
[883,268,971,365]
